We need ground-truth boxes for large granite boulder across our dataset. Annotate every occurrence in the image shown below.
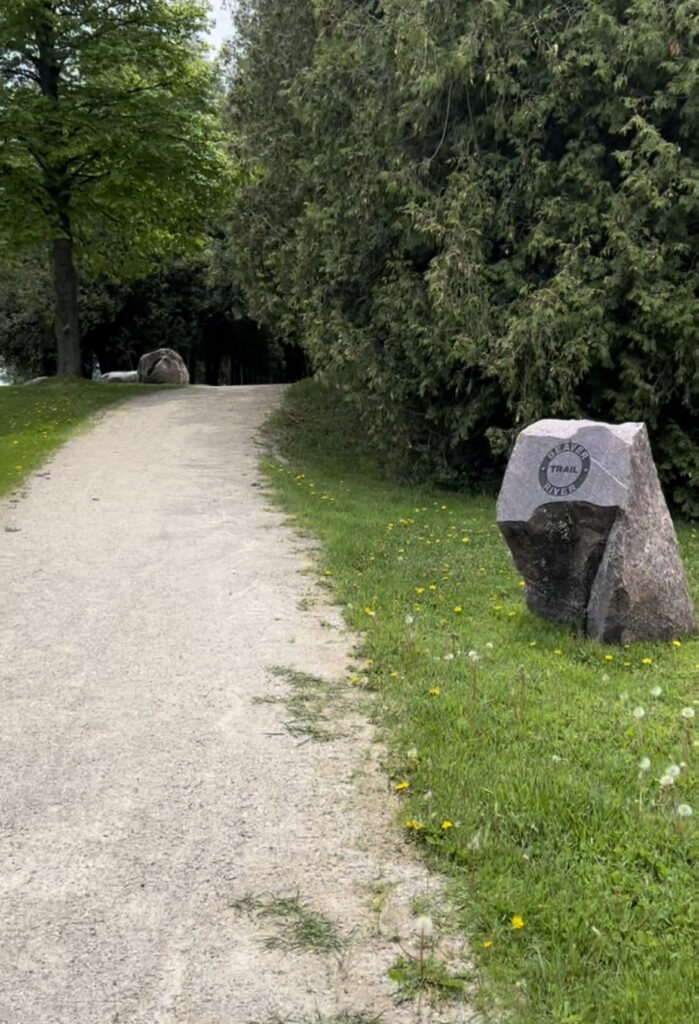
[496,419,695,644]
[137,348,189,385]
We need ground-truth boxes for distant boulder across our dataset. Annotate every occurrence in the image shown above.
[137,348,189,385]
[100,371,138,383]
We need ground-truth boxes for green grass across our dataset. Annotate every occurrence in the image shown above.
[254,668,351,743]
[0,378,157,498]
[231,893,345,953]
[261,379,698,1024]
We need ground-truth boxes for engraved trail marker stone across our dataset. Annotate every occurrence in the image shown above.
[496,419,696,644]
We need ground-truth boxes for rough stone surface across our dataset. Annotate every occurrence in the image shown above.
[100,370,138,383]
[497,419,695,644]
[137,347,189,385]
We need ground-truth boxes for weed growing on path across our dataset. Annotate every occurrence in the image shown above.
[231,893,345,954]
[260,380,698,1024]
[257,668,352,743]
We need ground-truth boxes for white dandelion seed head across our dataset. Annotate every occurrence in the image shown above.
[650,686,662,698]
[638,757,651,772]
[413,915,434,939]
[443,652,454,661]
[681,707,695,720]
[404,614,414,625]
[619,691,629,701]
[677,804,693,818]
[659,773,675,787]
[467,650,480,663]
[666,764,681,778]
[633,706,646,720]
[485,642,494,650]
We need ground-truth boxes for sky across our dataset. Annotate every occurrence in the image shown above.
[205,0,235,52]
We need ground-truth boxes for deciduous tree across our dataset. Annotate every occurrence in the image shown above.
[0,0,231,375]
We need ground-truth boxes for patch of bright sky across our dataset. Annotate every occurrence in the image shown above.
[204,0,235,53]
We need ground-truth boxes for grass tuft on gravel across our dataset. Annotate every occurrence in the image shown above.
[0,378,156,499]
[231,893,345,954]
[261,379,698,1024]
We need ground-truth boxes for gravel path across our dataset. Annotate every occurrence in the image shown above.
[0,386,476,1024]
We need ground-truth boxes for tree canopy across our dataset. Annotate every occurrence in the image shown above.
[0,0,232,374]
[228,0,699,515]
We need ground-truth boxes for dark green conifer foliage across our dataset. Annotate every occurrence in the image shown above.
[229,0,698,514]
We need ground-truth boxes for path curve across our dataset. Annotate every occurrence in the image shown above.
[0,387,475,1024]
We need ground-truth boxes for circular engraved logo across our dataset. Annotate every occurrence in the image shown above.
[538,442,591,497]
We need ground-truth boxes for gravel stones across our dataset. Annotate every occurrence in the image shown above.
[497,419,696,644]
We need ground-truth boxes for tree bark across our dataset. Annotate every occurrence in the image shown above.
[52,235,81,377]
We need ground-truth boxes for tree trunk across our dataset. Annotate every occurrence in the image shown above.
[52,236,81,377]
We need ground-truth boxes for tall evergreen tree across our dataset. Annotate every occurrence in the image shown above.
[229,0,698,513]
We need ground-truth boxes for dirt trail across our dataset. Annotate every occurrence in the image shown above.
[0,386,477,1023]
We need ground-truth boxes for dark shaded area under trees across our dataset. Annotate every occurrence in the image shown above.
[0,248,307,386]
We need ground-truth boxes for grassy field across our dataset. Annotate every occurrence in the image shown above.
[0,379,154,499]
[262,379,698,1024]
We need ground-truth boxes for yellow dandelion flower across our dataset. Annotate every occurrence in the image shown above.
[395,781,409,791]
[641,657,652,665]
[441,820,453,830]
[672,640,682,648]
[453,606,463,614]
[553,649,562,655]
[482,939,493,948]
[429,687,440,696]
[511,915,524,930]
[604,654,614,661]
[405,819,423,831]
[518,580,525,587]
[415,586,425,595]
[364,607,375,617]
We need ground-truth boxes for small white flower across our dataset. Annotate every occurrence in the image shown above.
[659,773,675,787]
[633,706,645,720]
[638,757,651,772]
[404,614,414,625]
[677,804,693,818]
[650,686,662,698]
[681,707,695,720]
[467,650,480,663]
